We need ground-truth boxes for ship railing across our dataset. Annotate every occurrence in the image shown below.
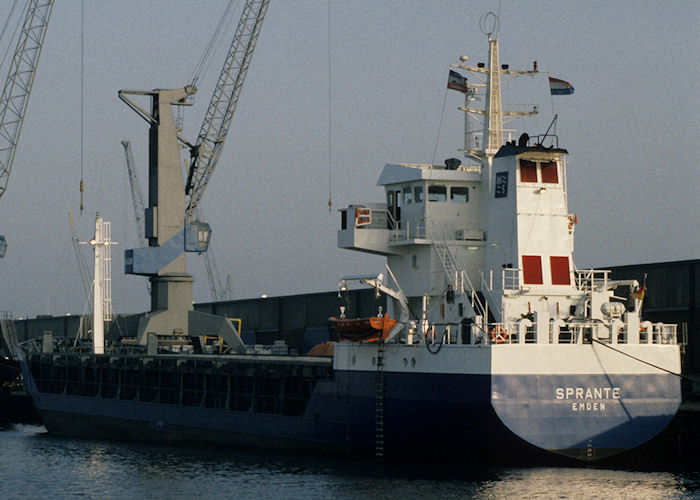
[480,273,503,317]
[558,321,678,345]
[390,217,426,241]
[638,322,678,345]
[389,217,485,243]
[502,268,616,294]
[480,321,600,345]
[490,321,541,344]
[554,322,607,345]
[575,269,611,291]
[477,320,678,346]
[525,132,559,149]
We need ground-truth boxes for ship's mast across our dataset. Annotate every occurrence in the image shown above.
[454,13,538,170]
[484,35,502,157]
[90,214,113,355]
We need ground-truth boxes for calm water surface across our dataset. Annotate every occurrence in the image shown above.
[0,424,698,499]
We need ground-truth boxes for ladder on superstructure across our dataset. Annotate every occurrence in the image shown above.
[434,240,462,290]
[375,340,385,458]
[433,240,488,320]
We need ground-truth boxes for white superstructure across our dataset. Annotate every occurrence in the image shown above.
[337,14,676,350]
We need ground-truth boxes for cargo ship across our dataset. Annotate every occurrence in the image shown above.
[16,13,681,462]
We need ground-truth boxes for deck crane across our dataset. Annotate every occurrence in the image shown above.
[184,0,269,220]
[0,0,54,257]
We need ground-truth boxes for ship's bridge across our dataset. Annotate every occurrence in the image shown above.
[338,161,483,256]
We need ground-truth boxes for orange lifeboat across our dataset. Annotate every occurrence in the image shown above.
[329,316,396,342]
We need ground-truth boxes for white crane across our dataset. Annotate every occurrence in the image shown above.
[0,0,54,256]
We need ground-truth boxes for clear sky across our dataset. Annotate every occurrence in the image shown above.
[0,0,697,319]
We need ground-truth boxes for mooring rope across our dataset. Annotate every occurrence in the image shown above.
[592,338,700,383]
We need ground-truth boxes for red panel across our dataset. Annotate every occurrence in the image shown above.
[520,160,538,182]
[522,255,543,284]
[541,161,559,183]
[550,256,570,285]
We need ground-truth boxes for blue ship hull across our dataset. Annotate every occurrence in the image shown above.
[491,373,680,460]
[19,354,681,462]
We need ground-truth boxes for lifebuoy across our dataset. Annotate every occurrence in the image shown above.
[426,326,435,343]
[490,326,508,344]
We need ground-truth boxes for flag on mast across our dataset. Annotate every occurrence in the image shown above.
[548,76,574,95]
[447,70,468,93]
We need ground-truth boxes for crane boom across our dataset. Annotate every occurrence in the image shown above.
[121,140,147,246]
[185,0,269,219]
[0,0,54,201]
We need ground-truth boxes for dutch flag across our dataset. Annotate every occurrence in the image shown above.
[549,76,574,95]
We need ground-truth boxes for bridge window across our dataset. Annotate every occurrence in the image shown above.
[414,186,424,203]
[428,185,447,202]
[403,187,413,204]
[520,160,538,182]
[450,186,469,203]
[541,161,559,184]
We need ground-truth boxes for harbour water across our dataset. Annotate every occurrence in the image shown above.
[1,424,698,499]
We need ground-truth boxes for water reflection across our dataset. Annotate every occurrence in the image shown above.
[475,468,696,499]
[1,425,698,499]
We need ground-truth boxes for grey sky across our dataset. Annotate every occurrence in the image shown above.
[0,0,697,319]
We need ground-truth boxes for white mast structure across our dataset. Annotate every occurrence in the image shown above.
[454,13,538,170]
[90,214,114,354]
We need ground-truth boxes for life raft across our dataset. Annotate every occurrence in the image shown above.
[329,316,396,342]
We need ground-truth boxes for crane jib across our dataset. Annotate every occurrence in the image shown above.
[184,0,269,219]
[0,0,54,203]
